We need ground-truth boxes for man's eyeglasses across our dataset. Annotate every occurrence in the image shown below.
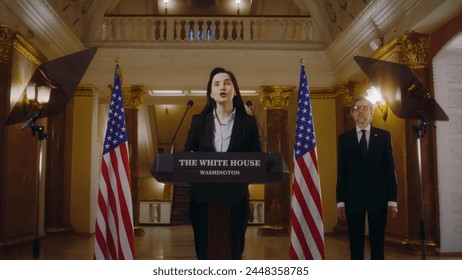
[352,105,371,112]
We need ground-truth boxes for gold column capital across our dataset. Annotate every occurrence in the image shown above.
[122,85,145,110]
[75,85,95,97]
[257,85,295,110]
[399,31,429,68]
[335,80,361,106]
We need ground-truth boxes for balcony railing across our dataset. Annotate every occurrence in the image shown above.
[93,16,313,44]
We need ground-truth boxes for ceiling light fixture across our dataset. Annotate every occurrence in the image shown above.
[235,0,241,15]
[148,90,185,96]
[164,0,169,14]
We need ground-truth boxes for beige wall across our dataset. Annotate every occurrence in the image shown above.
[309,98,338,233]
[70,93,99,233]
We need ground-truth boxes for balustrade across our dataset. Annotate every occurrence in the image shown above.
[98,16,312,43]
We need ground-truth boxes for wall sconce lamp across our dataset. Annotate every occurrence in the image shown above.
[366,85,388,121]
[25,83,52,112]
[22,68,57,132]
[164,0,169,14]
[235,0,241,15]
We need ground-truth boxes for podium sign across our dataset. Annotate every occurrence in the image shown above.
[152,152,287,184]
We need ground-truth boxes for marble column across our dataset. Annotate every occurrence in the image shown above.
[257,85,295,236]
[122,85,145,236]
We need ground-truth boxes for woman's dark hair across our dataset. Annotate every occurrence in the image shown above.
[201,67,247,116]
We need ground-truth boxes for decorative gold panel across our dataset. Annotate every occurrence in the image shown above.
[75,85,95,97]
[122,85,145,110]
[257,85,295,110]
[372,30,429,68]
[0,24,13,64]
[0,24,46,65]
[334,80,361,106]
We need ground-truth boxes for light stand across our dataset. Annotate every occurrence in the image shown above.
[411,112,435,260]
[22,112,48,259]
[354,55,449,260]
[4,47,96,259]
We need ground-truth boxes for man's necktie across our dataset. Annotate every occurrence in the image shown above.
[360,129,367,161]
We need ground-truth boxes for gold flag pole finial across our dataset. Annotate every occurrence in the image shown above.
[299,58,305,65]
[115,57,120,64]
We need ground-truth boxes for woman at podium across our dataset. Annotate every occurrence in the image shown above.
[183,67,262,259]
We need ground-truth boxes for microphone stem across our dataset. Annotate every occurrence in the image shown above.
[249,107,270,153]
[169,107,190,153]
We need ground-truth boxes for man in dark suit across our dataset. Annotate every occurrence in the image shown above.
[336,96,398,260]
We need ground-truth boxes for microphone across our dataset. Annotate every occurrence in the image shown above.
[169,100,194,153]
[21,111,40,130]
[246,100,270,153]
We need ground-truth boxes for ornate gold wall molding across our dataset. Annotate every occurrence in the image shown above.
[310,87,337,99]
[257,85,295,110]
[75,85,95,97]
[122,85,145,110]
[0,24,46,65]
[0,24,13,64]
[372,30,429,68]
[400,31,429,68]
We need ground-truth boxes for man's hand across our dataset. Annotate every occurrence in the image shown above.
[337,207,346,221]
[388,206,398,218]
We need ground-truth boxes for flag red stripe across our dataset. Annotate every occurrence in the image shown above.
[107,151,123,259]
[113,143,134,258]
[307,150,322,215]
[95,146,134,259]
[290,180,314,259]
[108,149,124,259]
[303,150,323,216]
[300,153,325,256]
[118,143,135,256]
[294,155,325,259]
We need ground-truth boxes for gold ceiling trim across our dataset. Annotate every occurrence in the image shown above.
[372,30,429,68]
[309,87,337,99]
[1,24,46,66]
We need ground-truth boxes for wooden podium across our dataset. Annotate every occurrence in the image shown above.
[151,152,288,259]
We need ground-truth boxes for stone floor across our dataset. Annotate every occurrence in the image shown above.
[1,225,460,260]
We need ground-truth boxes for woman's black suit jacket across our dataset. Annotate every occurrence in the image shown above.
[183,111,262,203]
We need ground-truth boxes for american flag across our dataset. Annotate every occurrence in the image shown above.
[290,64,325,260]
[94,64,135,260]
